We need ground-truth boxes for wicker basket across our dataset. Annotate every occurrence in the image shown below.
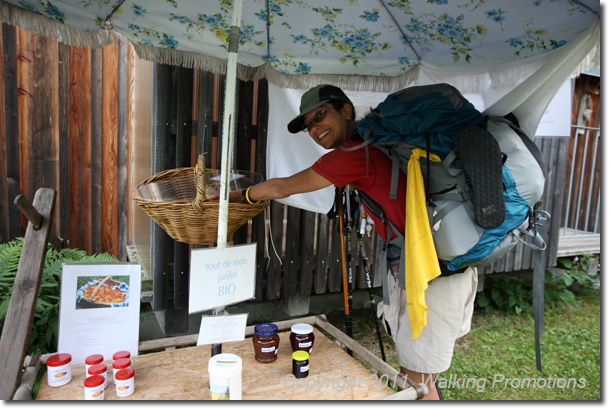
[133,155,268,245]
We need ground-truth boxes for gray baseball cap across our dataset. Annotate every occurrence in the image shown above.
[287,84,352,133]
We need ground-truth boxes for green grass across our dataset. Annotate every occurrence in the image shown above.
[444,288,600,400]
[326,287,600,400]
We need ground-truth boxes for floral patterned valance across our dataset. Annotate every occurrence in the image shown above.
[1,0,600,82]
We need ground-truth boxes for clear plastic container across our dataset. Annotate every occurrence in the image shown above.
[133,170,264,203]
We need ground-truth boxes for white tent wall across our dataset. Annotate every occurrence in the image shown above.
[267,16,600,214]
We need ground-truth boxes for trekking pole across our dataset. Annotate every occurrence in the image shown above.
[337,188,353,356]
[357,213,387,362]
[344,187,354,345]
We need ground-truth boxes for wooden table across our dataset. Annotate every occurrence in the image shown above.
[35,315,423,400]
[37,329,395,400]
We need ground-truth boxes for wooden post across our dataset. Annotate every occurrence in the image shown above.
[0,187,56,400]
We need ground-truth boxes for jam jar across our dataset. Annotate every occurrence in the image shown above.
[292,351,309,379]
[252,323,280,363]
[290,323,315,354]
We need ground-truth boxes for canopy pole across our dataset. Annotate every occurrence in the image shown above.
[217,0,243,248]
[212,0,243,358]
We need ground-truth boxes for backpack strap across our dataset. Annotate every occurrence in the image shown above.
[388,151,400,200]
[443,149,465,177]
[515,207,550,372]
[340,130,375,178]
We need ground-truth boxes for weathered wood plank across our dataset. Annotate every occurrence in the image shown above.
[328,218,343,293]
[212,73,224,169]
[0,188,56,400]
[299,210,316,295]
[32,34,60,237]
[69,46,92,253]
[314,213,329,294]
[12,355,41,400]
[173,65,192,309]
[151,63,173,312]
[13,195,61,251]
[4,25,21,241]
[2,24,22,240]
[266,201,284,300]
[57,42,71,248]
[197,70,215,168]
[283,205,301,298]
[0,24,8,244]
[16,27,33,233]
[233,79,253,245]
[116,38,129,261]
[89,48,102,254]
[126,43,136,246]
[101,43,118,256]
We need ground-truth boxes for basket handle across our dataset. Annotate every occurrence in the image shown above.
[90,276,112,299]
[193,154,208,214]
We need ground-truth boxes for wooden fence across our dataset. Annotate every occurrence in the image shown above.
[2,24,576,334]
[0,23,133,261]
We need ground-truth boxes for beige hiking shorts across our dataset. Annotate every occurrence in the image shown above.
[377,266,478,374]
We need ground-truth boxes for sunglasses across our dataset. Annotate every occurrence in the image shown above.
[302,109,328,133]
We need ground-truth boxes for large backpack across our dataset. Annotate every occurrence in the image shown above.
[350,83,547,273]
[347,83,549,370]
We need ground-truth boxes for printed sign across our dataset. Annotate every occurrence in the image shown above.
[535,80,572,137]
[188,243,257,313]
[58,263,141,366]
[196,314,248,346]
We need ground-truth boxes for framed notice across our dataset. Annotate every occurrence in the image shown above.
[197,313,249,346]
[189,243,257,314]
[58,263,141,366]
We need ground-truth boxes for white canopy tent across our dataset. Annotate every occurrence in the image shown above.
[0,0,600,231]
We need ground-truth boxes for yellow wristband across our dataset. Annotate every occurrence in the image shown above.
[245,187,261,205]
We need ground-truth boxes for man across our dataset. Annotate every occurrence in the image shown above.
[227,84,478,400]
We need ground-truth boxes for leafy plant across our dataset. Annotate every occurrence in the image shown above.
[546,253,600,309]
[475,275,533,314]
[475,253,600,313]
[556,253,600,288]
[0,238,119,355]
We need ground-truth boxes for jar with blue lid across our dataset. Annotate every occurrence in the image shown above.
[252,323,280,363]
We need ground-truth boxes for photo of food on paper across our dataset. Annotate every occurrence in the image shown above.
[75,275,130,309]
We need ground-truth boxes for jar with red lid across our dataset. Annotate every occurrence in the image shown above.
[113,350,131,361]
[84,375,105,400]
[290,323,315,354]
[112,358,131,381]
[85,354,104,373]
[46,353,72,387]
[252,323,279,363]
[87,363,108,389]
[115,368,135,397]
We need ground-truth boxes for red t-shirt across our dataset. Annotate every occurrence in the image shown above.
[312,139,406,241]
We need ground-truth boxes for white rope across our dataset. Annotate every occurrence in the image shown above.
[265,207,283,270]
